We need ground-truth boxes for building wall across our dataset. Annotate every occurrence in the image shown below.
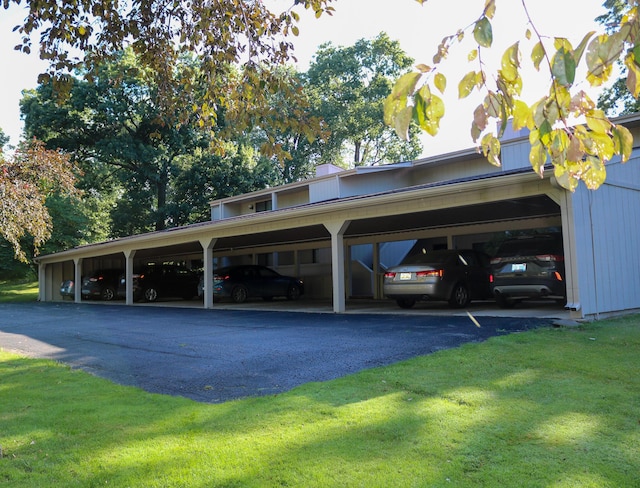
[570,154,640,317]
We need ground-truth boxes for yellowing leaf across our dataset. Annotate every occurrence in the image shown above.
[554,164,579,192]
[583,155,607,190]
[585,109,610,134]
[532,42,545,71]
[468,49,478,62]
[391,72,422,99]
[612,125,633,162]
[511,100,531,130]
[458,71,478,99]
[481,133,501,166]
[434,73,447,94]
[484,0,496,19]
[474,17,493,48]
[624,53,640,98]
[500,43,520,82]
[529,141,548,176]
[393,106,413,140]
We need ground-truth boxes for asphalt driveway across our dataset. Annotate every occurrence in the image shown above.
[0,302,554,403]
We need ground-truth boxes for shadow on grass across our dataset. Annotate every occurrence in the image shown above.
[1,317,639,487]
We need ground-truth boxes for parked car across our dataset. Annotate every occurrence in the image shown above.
[383,249,491,308]
[60,279,75,299]
[79,268,123,301]
[212,265,304,303]
[117,264,200,302]
[383,249,493,309]
[490,233,565,308]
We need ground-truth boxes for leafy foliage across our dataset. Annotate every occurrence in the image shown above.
[385,0,639,191]
[5,0,335,159]
[0,139,80,262]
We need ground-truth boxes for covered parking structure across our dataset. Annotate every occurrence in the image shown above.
[36,115,640,320]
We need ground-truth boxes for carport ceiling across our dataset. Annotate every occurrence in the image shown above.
[132,195,560,259]
[344,195,560,238]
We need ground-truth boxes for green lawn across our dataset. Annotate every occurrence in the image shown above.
[0,280,38,303]
[0,285,639,486]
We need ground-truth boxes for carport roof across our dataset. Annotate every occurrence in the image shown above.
[36,165,559,263]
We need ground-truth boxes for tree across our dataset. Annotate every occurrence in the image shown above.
[0,139,80,262]
[22,51,210,233]
[305,33,422,167]
[384,0,639,192]
[5,0,334,159]
[597,0,640,115]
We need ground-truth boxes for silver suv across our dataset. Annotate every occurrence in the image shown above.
[490,234,565,308]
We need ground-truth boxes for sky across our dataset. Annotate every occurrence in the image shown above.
[0,0,608,156]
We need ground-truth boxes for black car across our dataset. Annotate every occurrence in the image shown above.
[383,249,493,309]
[81,268,123,301]
[490,233,565,308]
[118,264,200,302]
[212,265,304,303]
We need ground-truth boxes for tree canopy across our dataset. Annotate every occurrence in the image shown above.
[305,33,421,167]
[384,0,639,192]
[5,0,334,158]
[0,139,80,262]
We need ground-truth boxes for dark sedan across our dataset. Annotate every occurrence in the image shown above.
[383,249,493,309]
[118,264,200,302]
[81,268,123,301]
[212,265,304,303]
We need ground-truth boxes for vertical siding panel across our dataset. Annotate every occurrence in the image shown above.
[578,155,640,316]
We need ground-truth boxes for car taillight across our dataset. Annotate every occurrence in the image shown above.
[384,272,396,278]
[536,254,564,262]
[416,269,443,278]
[214,274,230,281]
[554,271,563,281]
[489,274,494,283]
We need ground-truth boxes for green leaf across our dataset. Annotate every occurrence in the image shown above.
[551,47,576,86]
[458,71,478,99]
[612,125,633,162]
[391,72,422,99]
[574,31,596,65]
[474,17,493,48]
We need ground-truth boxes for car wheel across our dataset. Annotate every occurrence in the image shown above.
[101,286,116,301]
[396,298,415,309]
[231,285,248,303]
[144,287,158,302]
[449,284,470,308]
[496,295,516,309]
[286,285,301,301]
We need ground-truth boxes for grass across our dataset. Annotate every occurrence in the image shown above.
[0,280,38,303]
[0,287,639,486]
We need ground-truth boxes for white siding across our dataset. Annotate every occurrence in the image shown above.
[309,177,340,203]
